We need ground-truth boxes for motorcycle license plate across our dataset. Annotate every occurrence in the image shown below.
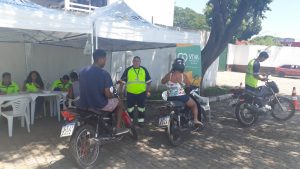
[60,123,75,137]
[159,116,170,127]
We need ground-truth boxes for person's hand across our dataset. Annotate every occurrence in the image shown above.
[147,91,151,97]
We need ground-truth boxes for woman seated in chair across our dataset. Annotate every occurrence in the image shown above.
[22,71,44,92]
[23,71,45,119]
[161,58,202,126]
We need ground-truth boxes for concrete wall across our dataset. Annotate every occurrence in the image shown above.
[227,44,300,73]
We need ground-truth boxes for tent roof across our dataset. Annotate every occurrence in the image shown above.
[0,0,89,34]
[0,0,201,51]
[91,0,201,46]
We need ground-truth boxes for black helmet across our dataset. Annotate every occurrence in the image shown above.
[258,51,269,59]
[172,58,185,73]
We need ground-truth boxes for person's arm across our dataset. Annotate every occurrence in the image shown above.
[104,72,114,99]
[144,67,152,96]
[253,61,267,81]
[119,68,128,98]
[161,71,172,84]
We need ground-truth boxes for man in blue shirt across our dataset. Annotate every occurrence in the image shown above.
[79,49,128,135]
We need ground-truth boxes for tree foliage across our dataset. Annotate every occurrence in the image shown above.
[201,0,272,81]
[250,36,282,46]
[174,6,209,30]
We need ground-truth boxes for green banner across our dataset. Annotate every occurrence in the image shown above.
[176,45,202,86]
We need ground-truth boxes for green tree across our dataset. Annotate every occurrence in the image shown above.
[174,6,209,30]
[201,0,272,81]
[250,36,282,46]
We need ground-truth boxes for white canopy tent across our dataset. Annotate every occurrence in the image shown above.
[0,0,203,87]
[0,0,90,47]
[90,0,201,51]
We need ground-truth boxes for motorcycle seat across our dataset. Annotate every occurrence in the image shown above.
[168,101,185,108]
[75,107,112,116]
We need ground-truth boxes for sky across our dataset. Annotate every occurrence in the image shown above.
[174,0,300,41]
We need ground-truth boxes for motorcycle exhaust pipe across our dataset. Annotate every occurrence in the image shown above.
[244,104,264,114]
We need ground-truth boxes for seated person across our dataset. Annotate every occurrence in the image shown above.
[0,72,19,94]
[161,58,202,126]
[79,49,128,135]
[51,75,72,92]
[22,71,44,92]
[67,72,80,106]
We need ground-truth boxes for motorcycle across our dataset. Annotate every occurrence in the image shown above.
[234,76,296,127]
[158,86,210,146]
[60,68,138,169]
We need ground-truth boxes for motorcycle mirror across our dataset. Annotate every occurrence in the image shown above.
[162,91,168,101]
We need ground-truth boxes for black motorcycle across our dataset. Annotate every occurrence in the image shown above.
[234,78,295,127]
[158,86,210,146]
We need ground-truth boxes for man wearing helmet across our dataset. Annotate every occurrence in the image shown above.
[161,58,202,126]
[245,51,269,93]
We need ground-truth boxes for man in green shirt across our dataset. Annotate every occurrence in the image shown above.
[0,72,20,94]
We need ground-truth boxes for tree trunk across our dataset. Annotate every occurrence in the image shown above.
[201,0,252,88]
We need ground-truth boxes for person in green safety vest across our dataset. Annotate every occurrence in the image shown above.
[245,51,269,93]
[0,72,19,95]
[23,70,45,119]
[51,75,72,92]
[119,56,152,125]
[22,71,44,92]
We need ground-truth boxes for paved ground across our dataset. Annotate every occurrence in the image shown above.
[1,100,300,169]
[216,71,300,95]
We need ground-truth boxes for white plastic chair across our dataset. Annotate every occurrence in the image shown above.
[67,96,80,108]
[0,97,31,137]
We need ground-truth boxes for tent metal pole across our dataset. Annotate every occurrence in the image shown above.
[91,21,95,64]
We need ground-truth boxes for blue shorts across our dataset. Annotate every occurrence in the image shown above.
[167,95,190,103]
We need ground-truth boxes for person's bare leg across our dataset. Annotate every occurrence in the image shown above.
[186,98,201,124]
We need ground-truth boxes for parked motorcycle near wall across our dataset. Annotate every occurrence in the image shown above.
[233,76,295,127]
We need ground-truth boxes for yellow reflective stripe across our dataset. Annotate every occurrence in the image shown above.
[137,107,145,112]
[127,107,134,113]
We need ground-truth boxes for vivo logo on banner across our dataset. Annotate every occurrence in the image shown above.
[177,53,200,63]
[0,0,39,9]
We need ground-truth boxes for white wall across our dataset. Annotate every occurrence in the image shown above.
[0,42,27,85]
[0,42,91,88]
[227,44,300,67]
[108,0,174,26]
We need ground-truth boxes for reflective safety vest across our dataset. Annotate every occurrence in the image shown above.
[51,80,72,91]
[245,59,258,88]
[126,67,147,94]
[25,83,39,92]
[0,81,20,94]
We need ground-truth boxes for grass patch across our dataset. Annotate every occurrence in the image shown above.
[202,86,230,97]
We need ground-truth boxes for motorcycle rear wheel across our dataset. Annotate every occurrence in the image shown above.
[167,118,182,146]
[271,96,295,121]
[235,102,258,127]
[70,124,100,169]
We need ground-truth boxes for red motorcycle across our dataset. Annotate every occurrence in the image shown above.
[60,84,137,168]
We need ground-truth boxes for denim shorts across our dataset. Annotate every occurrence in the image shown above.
[167,95,190,103]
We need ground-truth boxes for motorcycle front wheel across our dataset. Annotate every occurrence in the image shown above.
[235,102,258,127]
[271,96,295,121]
[70,124,100,169]
[167,117,182,146]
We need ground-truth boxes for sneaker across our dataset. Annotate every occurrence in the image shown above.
[115,128,129,136]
